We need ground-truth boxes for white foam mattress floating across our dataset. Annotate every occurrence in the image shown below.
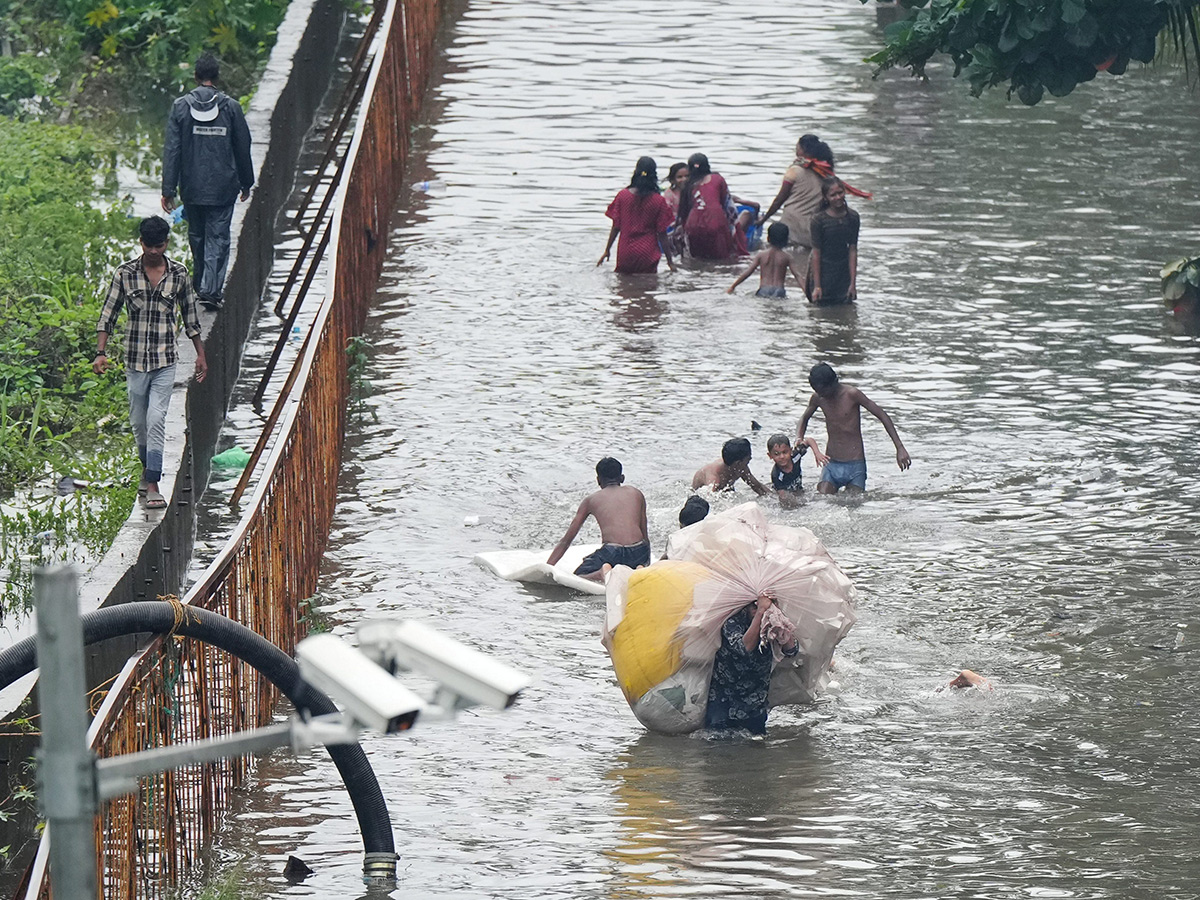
[473,545,606,595]
[602,502,856,734]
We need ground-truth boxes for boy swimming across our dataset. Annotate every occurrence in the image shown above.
[766,433,827,508]
[691,438,770,496]
[797,363,911,494]
[547,457,650,581]
[725,223,806,299]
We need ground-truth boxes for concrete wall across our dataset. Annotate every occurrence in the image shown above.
[83,0,346,616]
[0,0,350,885]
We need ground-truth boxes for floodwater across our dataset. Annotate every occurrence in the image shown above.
[213,1,1200,898]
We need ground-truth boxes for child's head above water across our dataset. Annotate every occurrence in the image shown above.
[809,363,839,396]
[766,222,789,249]
[767,434,795,470]
[667,162,688,189]
[819,177,846,210]
[721,437,752,466]
[678,495,710,527]
[596,456,624,486]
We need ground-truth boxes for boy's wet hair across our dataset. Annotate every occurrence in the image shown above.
[809,363,838,392]
[678,495,709,527]
[195,52,220,82]
[721,437,752,465]
[596,457,623,482]
[139,216,170,246]
[766,433,791,453]
[766,222,789,248]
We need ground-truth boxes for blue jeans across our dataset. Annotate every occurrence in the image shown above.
[186,203,235,300]
[126,366,175,483]
[819,458,868,491]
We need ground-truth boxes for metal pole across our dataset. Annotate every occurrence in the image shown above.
[33,565,98,898]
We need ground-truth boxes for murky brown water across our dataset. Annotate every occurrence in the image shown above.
[210,1,1200,897]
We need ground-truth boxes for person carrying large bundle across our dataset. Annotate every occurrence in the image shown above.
[602,503,855,735]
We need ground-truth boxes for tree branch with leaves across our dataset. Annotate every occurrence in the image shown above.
[863,0,1200,105]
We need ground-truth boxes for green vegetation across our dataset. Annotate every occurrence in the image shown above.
[863,0,1200,105]
[346,336,379,423]
[174,868,247,900]
[865,1,1200,308]
[0,120,140,615]
[5,0,289,114]
[298,594,331,634]
[0,0,292,615]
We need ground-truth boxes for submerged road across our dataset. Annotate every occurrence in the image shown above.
[216,2,1200,897]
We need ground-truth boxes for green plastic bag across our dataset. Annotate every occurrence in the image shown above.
[212,447,251,472]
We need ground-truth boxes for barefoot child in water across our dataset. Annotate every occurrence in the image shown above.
[798,363,910,494]
[766,433,827,508]
[808,178,859,304]
[692,438,770,496]
[547,457,650,581]
[726,223,806,299]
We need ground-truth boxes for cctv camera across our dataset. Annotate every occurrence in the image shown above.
[296,634,425,734]
[357,620,530,712]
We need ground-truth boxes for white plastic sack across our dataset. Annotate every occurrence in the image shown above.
[603,502,856,734]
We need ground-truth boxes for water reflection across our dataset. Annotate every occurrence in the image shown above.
[609,275,670,333]
[605,729,835,898]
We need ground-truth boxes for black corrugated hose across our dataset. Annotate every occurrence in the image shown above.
[0,601,397,883]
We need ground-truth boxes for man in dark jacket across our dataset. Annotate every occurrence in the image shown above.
[161,52,254,309]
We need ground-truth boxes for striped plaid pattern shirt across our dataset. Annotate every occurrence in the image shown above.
[96,255,202,372]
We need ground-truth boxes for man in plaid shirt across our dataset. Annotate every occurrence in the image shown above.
[94,217,208,509]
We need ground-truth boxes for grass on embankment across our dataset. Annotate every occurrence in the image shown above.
[0,0,292,615]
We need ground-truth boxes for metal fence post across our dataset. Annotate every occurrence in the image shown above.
[33,564,98,897]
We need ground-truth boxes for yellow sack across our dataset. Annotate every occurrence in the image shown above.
[608,560,711,704]
[603,502,856,735]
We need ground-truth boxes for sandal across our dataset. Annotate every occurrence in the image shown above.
[138,479,150,496]
[144,489,167,509]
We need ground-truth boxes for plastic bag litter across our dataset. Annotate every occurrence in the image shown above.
[212,447,252,472]
[603,502,856,734]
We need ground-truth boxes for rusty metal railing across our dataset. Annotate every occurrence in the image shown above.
[23,0,442,895]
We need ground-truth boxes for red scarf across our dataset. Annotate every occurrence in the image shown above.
[799,157,872,199]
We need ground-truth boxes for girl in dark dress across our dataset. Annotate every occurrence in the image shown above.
[808,177,860,304]
[704,592,799,735]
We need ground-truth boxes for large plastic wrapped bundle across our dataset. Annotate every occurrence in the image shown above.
[603,502,856,734]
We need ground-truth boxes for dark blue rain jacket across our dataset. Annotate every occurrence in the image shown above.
[162,86,254,207]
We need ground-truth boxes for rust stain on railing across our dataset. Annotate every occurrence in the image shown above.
[25,0,441,895]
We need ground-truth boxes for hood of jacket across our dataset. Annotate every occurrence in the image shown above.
[184,85,223,122]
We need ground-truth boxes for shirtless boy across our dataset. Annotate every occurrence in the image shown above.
[691,438,770,496]
[726,223,806,299]
[547,457,650,581]
[798,363,911,494]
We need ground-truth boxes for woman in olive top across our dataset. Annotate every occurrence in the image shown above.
[757,134,833,280]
